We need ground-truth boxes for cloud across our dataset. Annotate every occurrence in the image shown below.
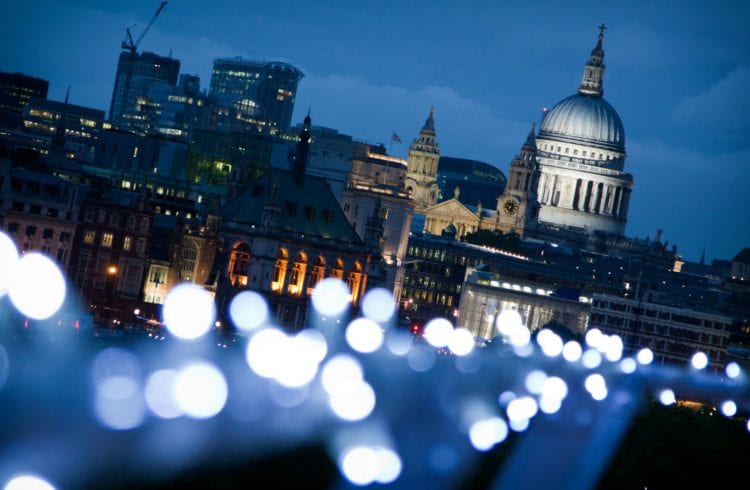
[626,138,750,261]
[672,65,750,135]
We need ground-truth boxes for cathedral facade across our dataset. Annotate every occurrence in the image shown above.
[534,25,633,235]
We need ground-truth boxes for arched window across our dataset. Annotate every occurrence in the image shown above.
[140,217,150,232]
[228,242,251,287]
[329,259,344,280]
[271,248,289,293]
[347,261,364,305]
[307,256,326,296]
[287,252,307,296]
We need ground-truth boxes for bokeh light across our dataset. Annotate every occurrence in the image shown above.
[658,389,675,406]
[636,348,654,365]
[374,448,402,484]
[162,284,216,340]
[4,474,56,490]
[562,340,582,362]
[524,370,547,395]
[246,327,287,378]
[725,362,741,379]
[8,253,66,320]
[321,354,364,395]
[536,329,563,357]
[448,328,474,356]
[345,318,384,354]
[229,291,268,331]
[584,328,603,349]
[720,400,737,417]
[423,318,453,348]
[174,362,228,419]
[361,288,396,323]
[620,358,637,374]
[329,379,376,421]
[144,369,182,419]
[339,446,380,486]
[584,374,607,401]
[691,352,708,370]
[469,417,508,451]
[311,278,350,317]
[507,396,538,423]
[581,349,602,369]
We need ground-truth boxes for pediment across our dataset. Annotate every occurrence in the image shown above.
[424,199,478,220]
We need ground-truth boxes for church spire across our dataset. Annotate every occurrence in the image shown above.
[578,24,606,97]
[423,106,435,133]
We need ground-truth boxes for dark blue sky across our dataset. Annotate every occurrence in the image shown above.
[2,0,748,261]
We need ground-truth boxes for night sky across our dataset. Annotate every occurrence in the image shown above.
[2,0,748,262]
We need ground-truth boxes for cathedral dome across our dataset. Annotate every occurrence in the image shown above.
[539,94,625,152]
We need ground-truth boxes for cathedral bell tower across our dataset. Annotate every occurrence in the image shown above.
[405,107,441,212]
[495,123,541,236]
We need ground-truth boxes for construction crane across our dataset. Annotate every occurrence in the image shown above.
[121,0,168,53]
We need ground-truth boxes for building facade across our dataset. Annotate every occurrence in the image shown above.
[109,51,180,131]
[534,26,633,235]
[0,71,49,130]
[209,58,304,135]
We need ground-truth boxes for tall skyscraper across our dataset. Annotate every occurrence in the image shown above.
[109,51,180,131]
[209,58,304,135]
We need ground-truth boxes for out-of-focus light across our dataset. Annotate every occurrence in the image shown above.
[4,474,56,490]
[407,346,435,372]
[423,318,453,348]
[174,362,227,419]
[374,448,402,484]
[507,396,538,422]
[620,358,637,374]
[539,396,562,414]
[509,417,530,432]
[584,374,607,401]
[536,329,563,357]
[584,328,603,349]
[562,341,582,362]
[246,328,287,378]
[691,352,708,370]
[581,349,602,369]
[346,318,384,353]
[340,447,379,486]
[275,332,323,388]
[448,328,474,356]
[321,354,364,395]
[91,348,141,391]
[312,278,350,317]
[603,335,624,362]
[94,386,145,431]
[362,288,396,323]
[541,376,568,401]
[229,291,268,331]
[659,389,675,406]
[144,369,182,419]
[329,380,375,421]
[162,284,215,340]
[498,391,516,407]
[637,348,654,365]
[385,329,412,356]
[720,400,737,417]
[524,370,547,395]
[495,309,522,336]
[0,231,19,296]
[726,362,741,379]
[746,419,750,432]
[92,349,145,430]
[469,417,508,451]
[8,253,66,320]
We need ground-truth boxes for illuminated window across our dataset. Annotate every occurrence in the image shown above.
[123,235,132,251]
[101,232,113,248]
[84,230,95,244]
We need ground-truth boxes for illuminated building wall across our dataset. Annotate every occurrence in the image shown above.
[0,71,49,129]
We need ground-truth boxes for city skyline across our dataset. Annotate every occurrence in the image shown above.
[1,0,748,261]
